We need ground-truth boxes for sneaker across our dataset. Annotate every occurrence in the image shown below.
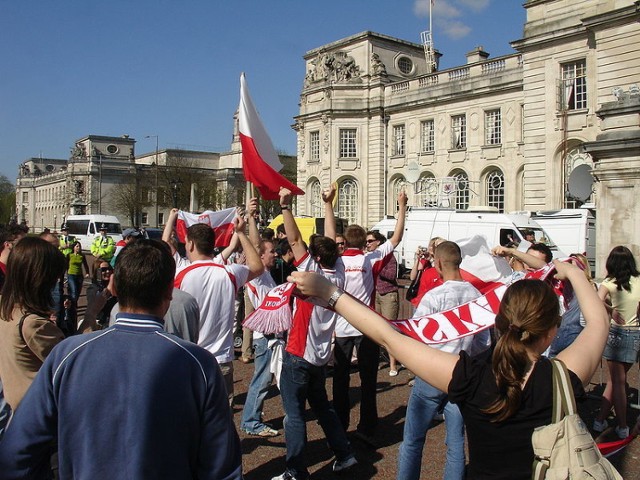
[389,369,398,377]
[592,419,608,433]
[615,426,629,439]
[271,472,298,480]
[333,456,358,473]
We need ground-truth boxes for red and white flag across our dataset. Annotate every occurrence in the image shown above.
[238,73,304,200]
[174,208,236,246]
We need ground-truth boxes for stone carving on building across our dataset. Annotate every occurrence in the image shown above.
[70,142,86,161]
[305,51,361,86]
[370,53,387,76]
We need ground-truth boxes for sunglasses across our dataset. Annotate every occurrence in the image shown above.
[366,239,376,244]
[100,267,113,273]
[336,242,345,246]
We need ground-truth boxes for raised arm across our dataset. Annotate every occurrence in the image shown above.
[491,245,546,270]
[235,215,264,281]
[555,260,610,385]
[279,188,307,261]
[162,208,179,251]
[322,185,337,241]
[389,191,408,248]
[288,270,458,392]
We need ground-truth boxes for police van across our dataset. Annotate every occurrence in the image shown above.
[64,215,123,251]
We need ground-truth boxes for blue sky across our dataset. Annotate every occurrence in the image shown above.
[0,0,525,180]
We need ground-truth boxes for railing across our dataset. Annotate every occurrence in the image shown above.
[448,68,470,81]
[391,81,410,93]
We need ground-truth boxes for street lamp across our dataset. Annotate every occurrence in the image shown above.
[170,178,183,209]
[145,135,159,227]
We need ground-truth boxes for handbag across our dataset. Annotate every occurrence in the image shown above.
[531,359,622,480]
[405,268,423,301]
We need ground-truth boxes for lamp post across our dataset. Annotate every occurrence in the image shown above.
[170,178,182,209]
[145,135,159,227]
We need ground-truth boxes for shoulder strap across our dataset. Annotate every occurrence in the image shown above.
[174,262,237,291]
[550,358,577,422]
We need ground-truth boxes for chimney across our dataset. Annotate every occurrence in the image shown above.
[466,46,490,64]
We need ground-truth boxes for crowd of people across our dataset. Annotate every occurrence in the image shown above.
[0,191,638,479]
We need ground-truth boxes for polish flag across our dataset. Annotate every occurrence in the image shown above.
[238,73,304,200]
[174,208,236,246]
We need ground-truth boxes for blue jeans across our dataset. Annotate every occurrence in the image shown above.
[279,351,354,479]
[398,377,465,480]
[67,274,84,303]
[549,297,583,357]
[241,336,275,433]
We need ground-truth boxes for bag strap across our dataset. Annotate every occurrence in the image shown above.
[550,358,577,423]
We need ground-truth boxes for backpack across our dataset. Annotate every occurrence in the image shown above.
[531,359,622,480]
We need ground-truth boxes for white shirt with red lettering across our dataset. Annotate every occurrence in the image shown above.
[174,258,250,363]
[286,252,345,366]
[335,242,394,337]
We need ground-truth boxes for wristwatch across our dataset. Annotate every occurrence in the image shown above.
[327,288,344,308]
[280,205,290,210]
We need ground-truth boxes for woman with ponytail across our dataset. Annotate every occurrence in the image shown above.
[289,259,609,479]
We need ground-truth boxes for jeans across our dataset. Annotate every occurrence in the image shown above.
[398,377,465,480]
[241,336,275,433]
[333,335,380,435]
[67,274,84,303]
[0,379,11,441]
[549,297,583,357]
[280,351,354,479]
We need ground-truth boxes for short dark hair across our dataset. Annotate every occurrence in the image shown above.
[1,236,65,320]
[434,241,462,268]
[527,243,553,263]
[276,224,286,236]
[186,224,215,257]
[309,235,339,268]
[259,239,275,255]
[261,227,275,241]
[344,225,366,249]
[115,240,176,312]
[366,230,386,244]
[0,227,16,254]
[275,238,292,256]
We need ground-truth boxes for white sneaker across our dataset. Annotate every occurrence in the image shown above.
[592,419,608,433]
[333,456,357,472]
[271,472,298,480]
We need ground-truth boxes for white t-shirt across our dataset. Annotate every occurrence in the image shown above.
[335,241,394,337]
[174,258,250,363]
[286,252,345,366]
[245,269,277,339]
[414,279,490,355]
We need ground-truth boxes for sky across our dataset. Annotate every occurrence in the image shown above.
[0,0,526,181]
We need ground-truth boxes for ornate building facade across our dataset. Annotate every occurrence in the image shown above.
[294,0,640,269]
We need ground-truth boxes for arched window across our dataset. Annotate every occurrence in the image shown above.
[485,169,505,212]
[415,173,437,208]
[563,146,593,208]
[338,178,358,225]
[308,179,322,217]
[450,170,470,210]
[390,176,406,212]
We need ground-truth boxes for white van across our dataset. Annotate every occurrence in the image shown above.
[371,207,561,270]
[531,208,596,272]
[64,215,123,251]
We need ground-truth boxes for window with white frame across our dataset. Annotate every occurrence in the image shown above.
[451,114,466,149]
[486,169,505,213]
[415,173,437,207]
[420,119,435,152]
[560,60,587,110]
[391,177,406,212]
[309,179,322,217]
[393,124,406,156]
[485,109,501,145]
[338,178,358,225]
[309,131,320,162]
[22,191,28,203]
[451,170,470,210]
[339,129,357,158]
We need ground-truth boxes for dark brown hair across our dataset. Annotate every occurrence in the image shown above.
[115,240,175,312]
[309,235,339,268]
[344,225,366,249]
[483,279,559,422]
[0,236,65,320]
[186,223,216,257]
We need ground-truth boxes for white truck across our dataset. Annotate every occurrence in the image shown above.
[530,208,596,272]
[64,214,123,251]
[371,207,562,271]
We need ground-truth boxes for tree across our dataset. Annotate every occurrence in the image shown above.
[159,150,219,211]
[107,167,153,226]
[0,175,16,224]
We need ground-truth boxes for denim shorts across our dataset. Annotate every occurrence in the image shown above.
[603,324,640,364]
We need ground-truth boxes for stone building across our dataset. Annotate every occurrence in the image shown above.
[294,0,640,269]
